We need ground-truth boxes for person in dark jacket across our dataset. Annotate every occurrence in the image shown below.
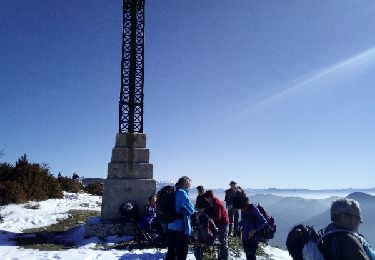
[203,190,230,260]
[233,193,268,260]
[225,181,240,236]
[195,185,210,213]
[319,198,375,260]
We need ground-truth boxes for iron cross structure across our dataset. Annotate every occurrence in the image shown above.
[119,0,145,133]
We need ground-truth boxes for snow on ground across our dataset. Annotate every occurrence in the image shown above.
[0,192,101,233]
[0,193,292,259]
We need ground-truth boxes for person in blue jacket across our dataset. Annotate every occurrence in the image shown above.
[166,176,195,260]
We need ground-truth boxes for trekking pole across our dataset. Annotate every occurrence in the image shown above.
[136,222,152,242]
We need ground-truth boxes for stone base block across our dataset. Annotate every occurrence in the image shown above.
[101,179,156,222]
[115,133,146,148]
[84,222,137,238]
[108,162,153,179]
[111,148,149,163]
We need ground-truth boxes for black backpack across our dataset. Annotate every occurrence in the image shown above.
[119,202,139,223]
[156,185,182,224]
[286,224,323,260]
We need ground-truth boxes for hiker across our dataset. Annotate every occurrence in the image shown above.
[203,190,230,260]
[139,195,157,232]
[225,181,240,236]
[119,202,138,224]
[166,176,195,260]
[233,193,268,260]
[319,198,375,260]
[192,212,219,259]
[139,195,165,243]
[195,185,211,214]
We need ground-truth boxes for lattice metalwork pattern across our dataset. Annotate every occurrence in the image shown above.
[119,0,145,133]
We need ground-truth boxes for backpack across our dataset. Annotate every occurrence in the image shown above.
[226,187,245,207]
[286,224,324,260]
[156,185,182,224]
[252,203,276,240]
[119,202,139,223]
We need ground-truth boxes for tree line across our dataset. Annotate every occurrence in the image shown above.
[0,154,103,206]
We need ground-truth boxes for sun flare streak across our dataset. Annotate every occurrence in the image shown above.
[241,47,375,115]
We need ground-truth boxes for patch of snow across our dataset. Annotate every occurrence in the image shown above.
[0,192,101,233]
[263,246,292,260]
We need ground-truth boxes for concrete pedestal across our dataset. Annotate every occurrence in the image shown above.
[101,178,156,221]
[85,133,156,238]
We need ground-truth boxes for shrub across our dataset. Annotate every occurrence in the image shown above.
[0,154,63,205]
[0,181,28,204]
[57,174,83,193]
[83,182,103,196]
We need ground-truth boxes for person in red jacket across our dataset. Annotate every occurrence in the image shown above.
[203,190,230,260]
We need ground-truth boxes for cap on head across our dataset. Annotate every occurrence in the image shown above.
[229,181,237,186]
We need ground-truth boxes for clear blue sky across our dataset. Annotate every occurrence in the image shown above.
[1,0,374,189]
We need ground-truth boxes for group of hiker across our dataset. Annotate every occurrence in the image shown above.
[130,176,375,260]
[132,176,272,260]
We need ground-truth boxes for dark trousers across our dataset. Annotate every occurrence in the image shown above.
[242,239,259,260]
[217,224,229,260]
[228,207,239,235]
[166,229,189,260]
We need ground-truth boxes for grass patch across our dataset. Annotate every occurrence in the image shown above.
[228,237,270,259]
[13,236,74,251]
[22,209,99,233]
[229,235,243,258]
[80,203,89,208]
[13,209,100,250]
[186,236,244,260]
[257,243,267,256]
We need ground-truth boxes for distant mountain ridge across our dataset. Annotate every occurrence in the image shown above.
[268,192,375,249]
[82,178,175,190]
[83,179,375,194]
